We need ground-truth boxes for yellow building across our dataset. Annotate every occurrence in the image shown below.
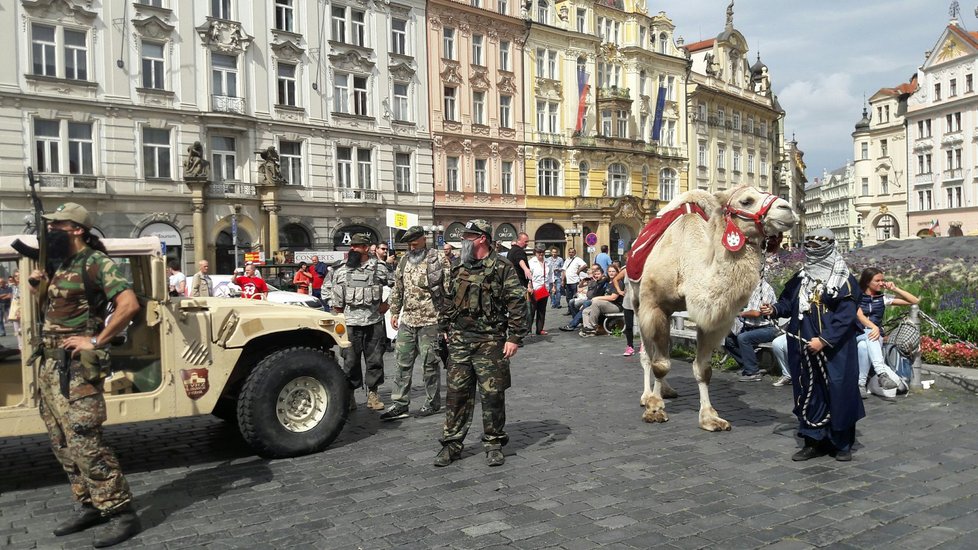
[522,0,688,263]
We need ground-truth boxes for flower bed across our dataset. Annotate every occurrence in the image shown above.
[921,336,978,368]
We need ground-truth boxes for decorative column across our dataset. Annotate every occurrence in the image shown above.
[192,201,207,264]
[597,214,612,256]
[265,204,282,254]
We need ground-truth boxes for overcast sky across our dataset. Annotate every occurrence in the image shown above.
[661,0,964,181]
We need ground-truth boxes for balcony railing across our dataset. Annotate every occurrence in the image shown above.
[943,168,964,180]
[537,132,565,145]
[207,181,256,198]
[212,94,246,114]
[337,188,380,201]
[914,173,934,185]
[37,174,104,191]
[597,86,631,100]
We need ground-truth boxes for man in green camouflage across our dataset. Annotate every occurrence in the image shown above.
[332,233,392,411]
[27,203,142,547]
[381,226,451,421]
[434,219,528,467]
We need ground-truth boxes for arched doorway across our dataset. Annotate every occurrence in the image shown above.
[610,224,635,263]
[874,214,899,242]
[534,223,565,254]
[280,223,312,250]
[139,222,183,268]
[916,228,935,238]
[494,223,518,247]
[216,228,252,274]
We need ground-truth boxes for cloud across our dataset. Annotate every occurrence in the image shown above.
[779,73,862,170]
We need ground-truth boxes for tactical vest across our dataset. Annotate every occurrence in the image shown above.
[395,249,446,310]
[449,255,504,324]
[343,260,384,307]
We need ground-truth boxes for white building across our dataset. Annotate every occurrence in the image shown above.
[0,0,433,273]
[817,162,859,251]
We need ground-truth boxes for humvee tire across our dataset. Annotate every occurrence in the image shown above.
[237,347,350,458]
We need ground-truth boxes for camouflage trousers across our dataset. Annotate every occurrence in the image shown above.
[390,323,442,409]
[37,356,132,513]
[440,337,511,452]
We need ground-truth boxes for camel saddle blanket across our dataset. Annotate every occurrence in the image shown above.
[625,202,709,280]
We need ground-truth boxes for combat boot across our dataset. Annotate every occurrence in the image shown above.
[486,448,505,467]
[92,503,141,548]
[367,390,385,411]
[53,503,106,536]
[433,445,461,467]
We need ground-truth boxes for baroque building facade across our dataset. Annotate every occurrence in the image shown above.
[906,19,978,238]
[426,0,527,247]
[852,76,915,246]
[683,3,783,197]
[778,136,808,245]
[522,0,688,262]
[812,163,858,251]
[0,0,433,273]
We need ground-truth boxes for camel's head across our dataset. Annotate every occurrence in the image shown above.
[717,186,798,252]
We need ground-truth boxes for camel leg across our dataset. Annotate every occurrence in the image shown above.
[694,327,731,432]
[639,308,674,423]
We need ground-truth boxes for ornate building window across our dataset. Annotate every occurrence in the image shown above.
[578,162,589,196]
[659,168,677,201]
[33,119,95,176]
[142,127,172,179]
[472,34,484,66]
[393,83,410,121]
[277,62,297,106]
[211,136,237,181]
[275,0,295,32]
[279,140,302,185]
[538,158,560,196]
[391,18,407,55]
[501,161,514,194]
[141,41,166,89]
[31,24,89,81]
[608,163,628,197]
[395,153,412,192]
[446,156,460,192]
[475,159,488,193]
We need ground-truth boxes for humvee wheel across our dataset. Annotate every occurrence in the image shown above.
[237,347,349,458]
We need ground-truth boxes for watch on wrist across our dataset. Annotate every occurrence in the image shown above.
[90,336,99,348]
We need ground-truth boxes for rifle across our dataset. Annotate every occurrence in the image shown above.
[11,167,49,345]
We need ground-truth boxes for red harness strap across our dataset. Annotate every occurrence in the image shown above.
[625,202,709,280]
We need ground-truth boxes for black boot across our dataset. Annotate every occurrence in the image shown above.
[53,503,106,536]
[92,503,141,548]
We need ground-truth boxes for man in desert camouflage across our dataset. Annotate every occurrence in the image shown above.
[28,203,142,547]
[380,226,450,421]
[434,219,527,467]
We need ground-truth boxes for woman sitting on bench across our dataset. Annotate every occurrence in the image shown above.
[579,265,624,338]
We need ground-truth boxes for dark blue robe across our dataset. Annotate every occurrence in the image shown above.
[772,273,865,451]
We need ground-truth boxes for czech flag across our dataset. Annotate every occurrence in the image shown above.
[575,67,590,133]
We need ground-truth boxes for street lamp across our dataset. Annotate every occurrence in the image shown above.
[564,227,581,250]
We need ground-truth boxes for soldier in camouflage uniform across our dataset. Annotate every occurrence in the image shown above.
[332,233,393,411]
[434,219,528,467]
[28,203,142,547]
[380,226,451,421]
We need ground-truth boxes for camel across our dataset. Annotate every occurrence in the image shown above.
[627,186,798,431]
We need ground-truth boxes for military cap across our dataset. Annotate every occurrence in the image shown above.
[399,225,426,243]
[349,233,375,246]
[461,219,492,241]
[42,202,94,230]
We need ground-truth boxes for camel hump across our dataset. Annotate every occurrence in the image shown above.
[658,189,720,217]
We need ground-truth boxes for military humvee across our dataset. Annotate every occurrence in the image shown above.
[0,235,351,458]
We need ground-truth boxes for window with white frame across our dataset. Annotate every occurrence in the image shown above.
[393,82,409,121]
[475,159,488,193]
[536,48,557,79]
[353,75,368,115]
[212,53,238,97]
[446,156,460,191]
[538,158,560,196]
[576,8,587,32]
[747,151,755,174]
[946,185,963,208]
[444,86,457,121]
[746,116,754,133]
[548,101,559,133]
[472,34,484,66]
[950,78,958,97]
[275,0,295,32]
[760,155,768,175]
[67,122,94,175]
[473,91,486,125]
[697,142,707,167]
[946,112,962,133]
[918,189,932,210]
[391,19,407,55]
[608,163,628,197]
[716,108,725,125]
[860,142,868,160]
[336,146,371,188]
[717,145,726,170]
[918,118,932,137]
[880,174,889,194]
[141,41,165,89]
[659,168,677,201]
[501,160,514,194]
[34,120,61,173]
[499,95,512,128]
[638,26,646,48]
[142,127,171,179]
[732,148,742,172]
[666,75,675,100]
[443,27,455,60]
[395,152,412,192]
[658,32,668,53]
[212,0,231,20]
[616,109,628,138]
[639,114,648,141]
[732,112,741,131]
[697,102,707,120]
[759,122,768,137]
[498,0,508,15]
[880,139,888,157]
[499,40,510,70]
[861,177,869,196]
[211,136,237,181]
[332,6,366,46]
[277,63,297,106]
[537,0,549,23]
[333,73,368,115]
[279,140,302,185]
[601,109,612,136]
[578,161,589,196]
[333,74,349,113]
[471,0,480,7]
[31,24,89,81]
[664,120,676,146]
[536,101,558,133]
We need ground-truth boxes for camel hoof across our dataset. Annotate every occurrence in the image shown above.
[699,417,731,432]
[661,387,678,399]
[640,394,651,407]
[643,408,669,423]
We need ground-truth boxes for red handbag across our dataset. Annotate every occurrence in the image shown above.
[532,286,550,301]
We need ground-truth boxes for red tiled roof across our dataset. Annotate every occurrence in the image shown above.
[682,38,715,53]
[874,75,918,98]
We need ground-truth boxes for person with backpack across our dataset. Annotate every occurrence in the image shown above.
[855,267,920,399]
[381,226,451,421]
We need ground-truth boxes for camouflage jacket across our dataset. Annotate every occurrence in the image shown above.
[388,249,450,328]
[331,258,392,326]
[440,251,528,344]
[43,247,130,335]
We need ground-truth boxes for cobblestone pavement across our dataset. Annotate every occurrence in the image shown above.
[3,315,978,549]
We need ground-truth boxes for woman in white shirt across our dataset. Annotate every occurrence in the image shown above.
[527,245,550,335]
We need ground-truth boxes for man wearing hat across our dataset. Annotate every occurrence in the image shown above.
[26,202,142,546]
[434,219,528,467]
[380,226,451,421]
[332,233,393,412]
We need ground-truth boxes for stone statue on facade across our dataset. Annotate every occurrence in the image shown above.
[183,141,210,179]
[726,0,735,28]
[257,146,288,186]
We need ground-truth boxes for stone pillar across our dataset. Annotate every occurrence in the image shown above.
[265,204,281,255]
[192,201,207,264]
[597,215,612,257]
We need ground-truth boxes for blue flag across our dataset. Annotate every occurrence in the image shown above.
[651,86,666,141]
